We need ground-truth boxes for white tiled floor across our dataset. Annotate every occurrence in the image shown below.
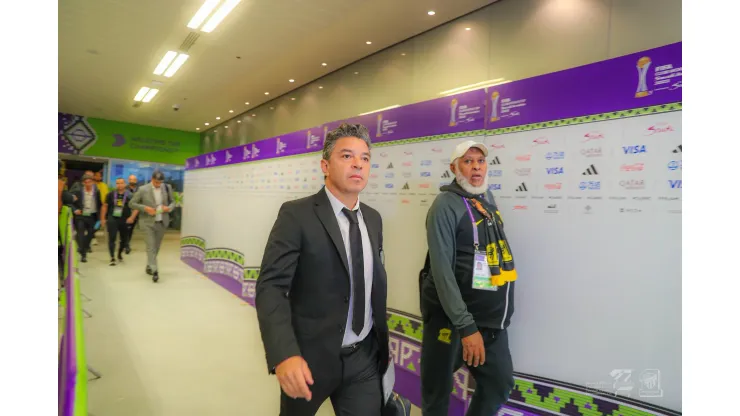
[78,231,420,416]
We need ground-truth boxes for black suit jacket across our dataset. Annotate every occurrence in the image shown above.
[72,187,103,220]
[256,188,390,379]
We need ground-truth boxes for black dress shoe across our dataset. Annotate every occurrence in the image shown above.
[81,256,87,263]
[109,258,116,266]
[152,272,159,283]
[146,266,152,275]
[117,254,124,262]
[125,247,131,254]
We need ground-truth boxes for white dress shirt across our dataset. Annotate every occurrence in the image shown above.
[83,188,96,214]
[324,186,374,346]
[153,185,163,221]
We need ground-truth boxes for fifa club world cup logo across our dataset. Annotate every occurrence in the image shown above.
[323,126,328,146]
[376,113,383,137]
[449,98,458,127]
[306,129,311,149]
[635,56,652,98]
[490,91,500,122]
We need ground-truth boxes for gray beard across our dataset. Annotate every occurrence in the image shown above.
[456,172,488,195]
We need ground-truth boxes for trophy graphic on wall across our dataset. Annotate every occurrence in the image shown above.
[490,91,500,122]
[449,98,458,127]
[376,113,383,137]
[635,56,652,98]
[323,126,328,146]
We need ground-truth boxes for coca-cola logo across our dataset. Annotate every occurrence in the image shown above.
[532,138,550,146]
[544,183,562,190]
[513,205,528,210]
[646,123,675,135]
[620,163,645,172]
[516,154,532,162]
[583,132,605,142]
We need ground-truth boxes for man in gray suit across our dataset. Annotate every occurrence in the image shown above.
[129,171,175,283]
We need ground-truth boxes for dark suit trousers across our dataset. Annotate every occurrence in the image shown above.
[74,215,96,256]
[281,331,383,416]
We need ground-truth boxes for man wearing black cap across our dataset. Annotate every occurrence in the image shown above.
[129,171,175,282]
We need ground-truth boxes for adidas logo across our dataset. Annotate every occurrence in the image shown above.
[516,182,528,192]
[402,183,410,190]
[489,156,501,165]
[673,144,682,153]
[582,164,599,175]
[387,163,394,169]
[441,171,451,178]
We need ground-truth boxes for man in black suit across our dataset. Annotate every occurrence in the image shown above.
[71,173,102,263]
[256,123,390,416]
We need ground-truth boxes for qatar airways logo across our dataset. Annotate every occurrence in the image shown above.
[431,148,443,153]
[516,154,532,162]
[646,123,675,136]
[490,144,505,150]
[544,183,562,190]
[583,132,605,142]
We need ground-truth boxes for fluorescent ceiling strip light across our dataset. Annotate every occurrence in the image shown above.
[440,80,511,96]
[134,87,150,101]
[358,104,400,116]
[439,78,507,95]
[164,54,189,77]
[188,0,222,30]
[142,89,159,103]
[201,0,241,33]
[153,51,178,75]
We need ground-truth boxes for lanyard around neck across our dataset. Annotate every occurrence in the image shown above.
[461,197,480,249]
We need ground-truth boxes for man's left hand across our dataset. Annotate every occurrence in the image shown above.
[162,206,171,213]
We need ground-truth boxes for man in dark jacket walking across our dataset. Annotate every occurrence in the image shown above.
[419,140,517,416]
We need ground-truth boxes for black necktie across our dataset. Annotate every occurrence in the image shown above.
[342,208,365,336]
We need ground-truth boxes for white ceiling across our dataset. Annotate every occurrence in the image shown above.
[59,0,498,132]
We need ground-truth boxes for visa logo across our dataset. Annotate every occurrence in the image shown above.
[421,172,431,177]
[669,180,682,189]
[489,184,502,190]
[420,160,432,166]
[372,163,379,168]
[622,145,647,154]
[546,167,564,175]
[385,184,394,189]
[385,173,394,178]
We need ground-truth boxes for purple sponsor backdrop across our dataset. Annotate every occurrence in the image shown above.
[486,42,682,128]
[186,42,681,172]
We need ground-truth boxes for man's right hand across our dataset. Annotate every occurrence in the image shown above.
[144,206,156,216]
[275,356,314,401]
[74,210,82,215]
[461,331,486,367]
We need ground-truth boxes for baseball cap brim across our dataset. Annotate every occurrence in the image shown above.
[450,141,489,163]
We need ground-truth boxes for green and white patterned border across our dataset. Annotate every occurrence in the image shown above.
[180,236,205,250]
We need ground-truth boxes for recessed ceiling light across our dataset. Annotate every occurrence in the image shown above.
[291,97,296,101]
[245,102,249,105]
[164,53,189,77]
[237,120,241,123]
[142,89,159,103]
[289,79,295,83]
[428,11,436,16]
[318,86,323,89]
[366,41,372,45]
[265,92,269,95]
[216,117,221,120]
[354,72,359,75]
[270,107,274,110]
[205,122,210,126]
[201,0,242,33]
[196,127,200,131]
[134,87,150,101]
[322,63,327,66]
[466,27,471,31]
[153,51,178,75]
[229,110,234,113]
[252,114,256,117]
[187,0,221,29]
[401,53,406,56]
[225,126,228,128]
